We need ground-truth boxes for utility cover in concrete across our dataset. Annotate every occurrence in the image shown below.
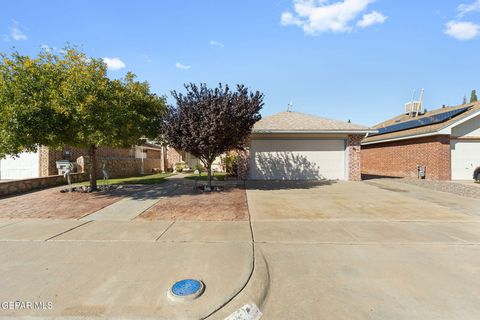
[168,279,204,302]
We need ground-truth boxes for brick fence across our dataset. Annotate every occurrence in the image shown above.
[0,173,88,197]
[40,145,134,177]
[77,157,162,177]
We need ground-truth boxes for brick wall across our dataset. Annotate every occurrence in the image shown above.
[77,157,162,178]
[146,149,161,159]
[166,147,182,169]
[40,145,135,176]
[361,135,451,180]
[348,135,363,181]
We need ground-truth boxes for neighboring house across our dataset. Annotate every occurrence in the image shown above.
[362,102,480,180]
[248,111,375,181]
[0,144,164,180]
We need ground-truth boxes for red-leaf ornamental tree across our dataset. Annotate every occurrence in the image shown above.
[163,83,264,188]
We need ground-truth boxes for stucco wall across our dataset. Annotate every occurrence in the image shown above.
[451,114,480,137]
[0,173,88,197]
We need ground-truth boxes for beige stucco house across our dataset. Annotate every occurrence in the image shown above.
[248,111,375,181]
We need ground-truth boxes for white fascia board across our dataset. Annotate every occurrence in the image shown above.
[253,129,377,134]
[438,109,480,134]
[361,132,441,145]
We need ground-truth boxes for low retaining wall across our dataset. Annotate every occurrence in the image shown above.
[0,157,163,197]
[0,173,88,197]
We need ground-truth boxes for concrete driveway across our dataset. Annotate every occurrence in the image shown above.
[228,179,480,320]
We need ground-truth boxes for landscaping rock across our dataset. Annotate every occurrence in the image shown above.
[393,178,480,199]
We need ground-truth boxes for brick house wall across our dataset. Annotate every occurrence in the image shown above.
[361,135,451,180]
[166,147,182,170]
[348,135,363,181]
[146,149,161,159]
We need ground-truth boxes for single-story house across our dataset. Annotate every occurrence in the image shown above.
[362,102,480,180]
[0,142,221,180]
[248,111,375,181]
[0,144,164,180]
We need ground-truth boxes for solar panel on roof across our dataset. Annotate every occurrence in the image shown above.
[370,107,470,137]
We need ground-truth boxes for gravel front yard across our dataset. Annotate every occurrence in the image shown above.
[138,185,249,221]
[394,178,480,199]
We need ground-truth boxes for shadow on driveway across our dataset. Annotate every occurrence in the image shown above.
[246,179,336,191]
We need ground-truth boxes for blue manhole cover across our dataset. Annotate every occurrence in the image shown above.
[167,279,205,302]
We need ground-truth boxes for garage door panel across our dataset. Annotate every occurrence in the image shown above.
[253,139,344,152]
[250,139,346,180]
[0,151,40,180]
[451,141,480,180]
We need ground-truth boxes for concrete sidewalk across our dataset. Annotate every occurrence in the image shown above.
[0,219,254,319]
[81,175,189,221]
[81,187,171,221]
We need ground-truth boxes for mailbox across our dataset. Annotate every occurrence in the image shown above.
[56,160,74,175]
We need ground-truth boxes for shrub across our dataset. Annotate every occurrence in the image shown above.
[224,152,239,176]
[194,161,203,172]
[474,167,480,182]
[175,163,184,172]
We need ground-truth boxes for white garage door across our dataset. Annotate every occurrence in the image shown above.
[249,139,346,180]
[0,151,40,180]
[451,140,480,180]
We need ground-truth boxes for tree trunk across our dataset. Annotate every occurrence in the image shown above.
[89,145,98,190]
[207,162,212,189]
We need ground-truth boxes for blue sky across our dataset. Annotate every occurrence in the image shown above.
[1,0,479,125]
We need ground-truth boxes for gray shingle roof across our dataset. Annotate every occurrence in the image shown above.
[253,111,373,133]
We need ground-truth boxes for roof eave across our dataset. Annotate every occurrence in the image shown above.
[362,131,439,145]
[253,129,377,134]
[362,109,480,145]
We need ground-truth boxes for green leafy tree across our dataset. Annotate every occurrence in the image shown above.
[470,90,478,103]
[163,83,264,188]
[0,47,167,189]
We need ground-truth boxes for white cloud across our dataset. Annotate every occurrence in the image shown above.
[7,20,27,41]
[281,0,385,34]
[209,40,224,48]
[357,11,387,28]
[444,20,480,40]
[458,0,480,17]
[175,62,191,69]
[103,57,126,70]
